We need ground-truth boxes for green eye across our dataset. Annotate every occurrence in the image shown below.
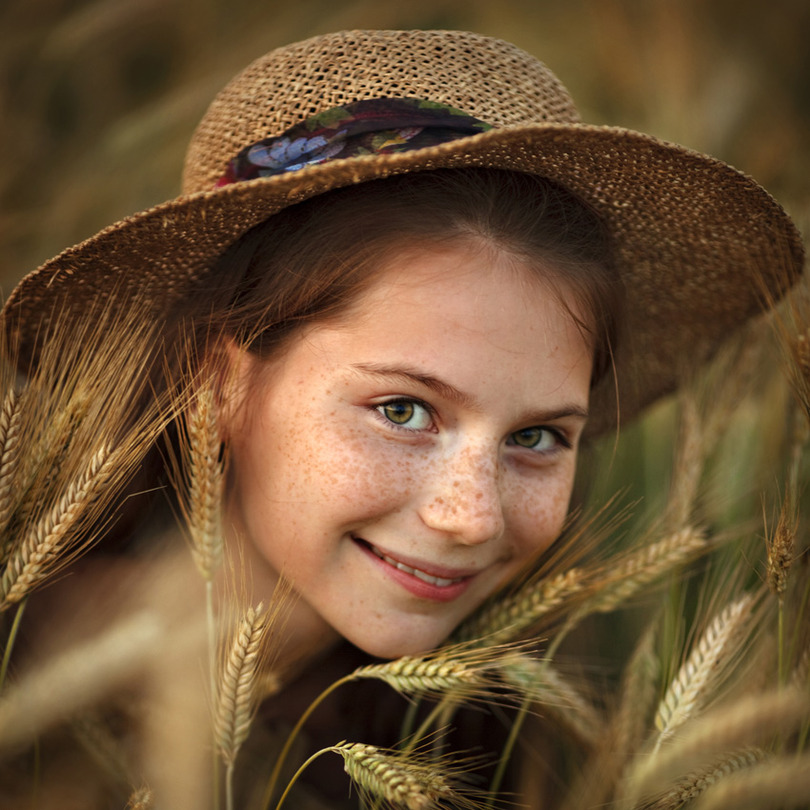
[510,427,557,452]
[382,401,415,425]
[376,400,433,430]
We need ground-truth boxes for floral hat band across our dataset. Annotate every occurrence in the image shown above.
[216,97,493,186]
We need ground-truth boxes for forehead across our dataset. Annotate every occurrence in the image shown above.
[303,242,593,391]
[348,240,587,337]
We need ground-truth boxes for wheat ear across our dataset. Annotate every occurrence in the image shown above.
[766,492,796,602]
[584,527,707,617]
[0,386,21,553]
[262,644,509,808]
[621,687,810,805]
[352,644,515,700]
[498,655,603,744]
[558,620,660,810]
[455,567,585,646]
[125,787,154,809]
[0,443,112,608]
[654,593,755,745]
[690,752,810,810]
[332,742,455,810]
[185,385,224,581]
[215,603,270,767]
[641,747,766,810]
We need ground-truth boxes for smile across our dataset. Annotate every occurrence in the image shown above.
[368,544,465,587]
[351,536,475,596]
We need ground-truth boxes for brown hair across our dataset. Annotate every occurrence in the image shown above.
[182,168,622,387]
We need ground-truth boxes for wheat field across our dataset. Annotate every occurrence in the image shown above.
[0,2,809,809]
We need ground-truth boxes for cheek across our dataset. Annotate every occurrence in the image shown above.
[250,407,426,517]
[504,470,576,559]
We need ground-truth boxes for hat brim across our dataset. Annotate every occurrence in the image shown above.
[3,123,804,435]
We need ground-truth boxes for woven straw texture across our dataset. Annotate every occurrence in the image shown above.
[3,29,804,433]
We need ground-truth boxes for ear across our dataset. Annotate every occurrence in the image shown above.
[208,337,262,442]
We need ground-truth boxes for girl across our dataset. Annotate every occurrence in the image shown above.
[0,29,804,810]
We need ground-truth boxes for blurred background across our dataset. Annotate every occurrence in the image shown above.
[1,0,808,723]
[1,0,808,292]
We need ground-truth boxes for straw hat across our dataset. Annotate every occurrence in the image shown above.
[3,29,804,432]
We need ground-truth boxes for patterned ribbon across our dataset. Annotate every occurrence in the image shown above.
[216,97,493,187]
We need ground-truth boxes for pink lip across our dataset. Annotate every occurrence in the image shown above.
[353,536,479,603]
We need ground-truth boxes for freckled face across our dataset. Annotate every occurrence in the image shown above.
[224,242,593,659]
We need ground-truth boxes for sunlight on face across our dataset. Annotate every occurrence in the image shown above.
[224,241,593,659]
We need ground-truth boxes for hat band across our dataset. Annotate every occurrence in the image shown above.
[215,97,493,187]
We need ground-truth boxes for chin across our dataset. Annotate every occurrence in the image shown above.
[347,629,452,660]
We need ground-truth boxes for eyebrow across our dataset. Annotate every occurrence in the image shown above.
[351,362,590,424]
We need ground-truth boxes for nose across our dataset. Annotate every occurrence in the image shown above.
[418,444,505,546]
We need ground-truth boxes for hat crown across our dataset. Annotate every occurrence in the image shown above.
[182,29,580,193]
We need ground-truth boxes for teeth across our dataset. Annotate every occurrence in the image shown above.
[369,544,462,587]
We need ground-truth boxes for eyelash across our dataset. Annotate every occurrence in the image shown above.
[507,425,571,456]
[372,397,572,455]
[372,398,436,433]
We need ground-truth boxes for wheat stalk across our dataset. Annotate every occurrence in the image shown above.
[766,492,796,601]
[71,711,138,792]
[0,296,173,612]
[215,603,270,767]
[558,620,660,810]
[654,593,755,745]
[789,326,810,416]
[498,655,603,744]
[0,611,164,752]
[0,386,22,563]
[641,747,766,810]
[184,384,224,581]
[621,687,810,804]
[578,526,707,617]
[332,741,455,810]
[455,567,585,646]
[614,619,661,757]
[0,443,113,608]
[352,645,513,699]
[0,388,21,544]
[791,644,810,689]
[665,388,705,531]
[125,787,154,810]
[262,643,513,807]
[690,752,810,810]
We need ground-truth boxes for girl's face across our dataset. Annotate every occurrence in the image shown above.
[224,241,593,659]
